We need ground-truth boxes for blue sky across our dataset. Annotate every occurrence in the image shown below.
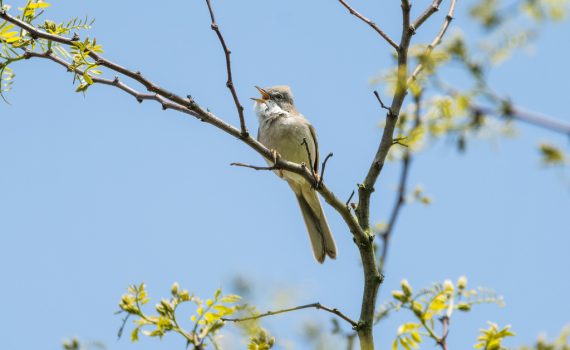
[1,0,569,349]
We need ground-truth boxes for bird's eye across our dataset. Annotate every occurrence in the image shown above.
[274,93,282,100]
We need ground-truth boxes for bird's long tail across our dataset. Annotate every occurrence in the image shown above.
[292,183,337,263]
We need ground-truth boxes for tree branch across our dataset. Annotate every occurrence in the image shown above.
[221,302,358,328]
[437,316,450,350]
[337,0,399,51]
[349,2,415,348]
[204,0,248,137]
[473,103,570,136]
[318,153,334,189]
[412,0,444,32]
[357,0,413,234]
[435,80,570,136]
[408,0,457,85]
[378,92,422,274]
[0,9,368,251]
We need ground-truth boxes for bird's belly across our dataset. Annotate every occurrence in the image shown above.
[258,118,315,185]
[260,119,311,164]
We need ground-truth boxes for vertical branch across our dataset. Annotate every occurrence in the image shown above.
[438,316,450,350]
[353,2,413,349]
[357,0,413,234]
[378,92,422,274]
[204,0,248,137]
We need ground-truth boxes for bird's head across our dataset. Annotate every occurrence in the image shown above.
[251,85,295,112]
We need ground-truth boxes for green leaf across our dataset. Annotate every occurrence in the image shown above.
[221,294,241,303]
[130,327,139,342]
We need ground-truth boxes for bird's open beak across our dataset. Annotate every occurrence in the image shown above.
[251,86,270,103]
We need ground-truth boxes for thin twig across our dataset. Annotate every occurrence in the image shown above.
[412,0,444,32]
[318,152,334,189]
[345,190,355,207]
[437,316,450,350]
[230,162,276,171]
[433,77,570,136]
[337,0,399,51]
[373,90,393,115]
[204,0,248,137]
[301,137,318,186]
[474,103,570,136]
[408,0,457,85]
[379,92,421,273]
[221,302,358,328]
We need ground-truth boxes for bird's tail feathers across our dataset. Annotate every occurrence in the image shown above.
[293,184,337,263]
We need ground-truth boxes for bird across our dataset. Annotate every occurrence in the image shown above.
[252,85,337,263]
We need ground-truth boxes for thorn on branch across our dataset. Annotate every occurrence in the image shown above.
[71,33,80,41]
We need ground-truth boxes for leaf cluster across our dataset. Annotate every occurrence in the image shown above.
[376,277,504,350]
[0,1,100,99]
[118,282,242,349]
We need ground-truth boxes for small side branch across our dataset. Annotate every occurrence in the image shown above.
[204,0,248,137]
[379,152,411,272]
[301,137,319,187]
[412,0,444,32]
[230,162,276,171]
[346,190,355,208]
[337,0,399,51]
[379,92,421,273]
[318,152,334,189]
[373,90,393,115]
[408,0,457,85]
[221,303,358,328]
[437,316,450,350]
[473,104,570,136]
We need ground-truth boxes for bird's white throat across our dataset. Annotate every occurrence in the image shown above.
[254,100,285,123]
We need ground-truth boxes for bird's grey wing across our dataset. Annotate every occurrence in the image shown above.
[308,123,319,173]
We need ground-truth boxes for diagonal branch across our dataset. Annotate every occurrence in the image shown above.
[432,75,570,136]
[378,92,422,274]
[408,0,457,85]
[0,8,368,251]
[412,0,444,32]
[337,0,399,51]
[472,104,570,136]
[204,0,248,137]
[22,50,195,115]
[221,302,358,328]
[357,0,413,233]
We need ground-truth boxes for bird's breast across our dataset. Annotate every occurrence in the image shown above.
[258,115,314,166]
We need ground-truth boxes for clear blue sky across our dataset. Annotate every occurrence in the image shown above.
[1,0,569,349]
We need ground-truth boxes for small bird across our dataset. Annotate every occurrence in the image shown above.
[252,85,337,263]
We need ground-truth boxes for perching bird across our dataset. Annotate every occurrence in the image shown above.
[252,85,337,263]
